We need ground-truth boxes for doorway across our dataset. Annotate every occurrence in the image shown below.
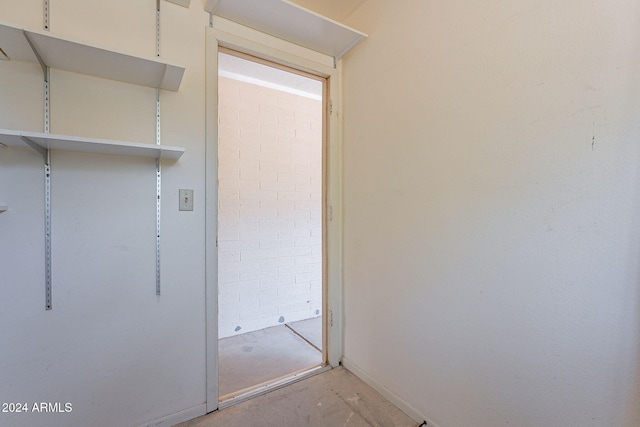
[216,50,326,402]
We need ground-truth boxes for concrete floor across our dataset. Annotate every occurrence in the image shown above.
[219,324,323,398]
[177,366,419,427]
[286,316,323,351]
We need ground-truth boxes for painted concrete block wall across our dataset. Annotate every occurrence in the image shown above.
[0,2,209,427]
[217,76,322,338]
[341,0,640,426]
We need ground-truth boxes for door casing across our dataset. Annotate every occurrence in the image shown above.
[204,18,344,412]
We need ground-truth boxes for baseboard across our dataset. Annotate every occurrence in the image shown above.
[135,403,207,427]
[341,357,440,427]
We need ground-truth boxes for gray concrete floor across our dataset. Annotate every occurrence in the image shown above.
[286,316,323,351]
[219,324,323,398]
[177,366,419,427]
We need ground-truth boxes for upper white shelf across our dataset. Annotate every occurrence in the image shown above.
[0,129,185,160]
[206,0,367,60]
[0,19,185,91]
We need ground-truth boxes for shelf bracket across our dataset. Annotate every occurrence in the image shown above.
[22,31,48,81]
[20,136,48,162]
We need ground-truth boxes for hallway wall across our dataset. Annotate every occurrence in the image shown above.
[0,2,209,426]
[341,1,640,426]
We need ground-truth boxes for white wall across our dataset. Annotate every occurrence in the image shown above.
[341,1,640,426]
[217,76,323,338]
[0,2,209,426]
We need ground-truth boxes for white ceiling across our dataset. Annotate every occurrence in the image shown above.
[218,52,323,99]
[288,0,369,22]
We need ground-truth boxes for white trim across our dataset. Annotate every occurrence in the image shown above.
[219,70,322,100]
[205,29,220,413]
[205,19,344,407]
[211,17,335,71]
[341,358,438,427]
[326,60,342,368]
[134,403,206,427]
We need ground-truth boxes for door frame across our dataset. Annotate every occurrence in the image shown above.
[205,18,344,412]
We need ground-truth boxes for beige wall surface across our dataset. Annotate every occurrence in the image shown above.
[5,0,640,426]
[217,76,323,338]
[0,2,209,427]
[342,1,640,426]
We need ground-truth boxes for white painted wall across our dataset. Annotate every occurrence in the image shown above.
[0,1,209,426]
[217,76,322,338]
[342,1,640,426]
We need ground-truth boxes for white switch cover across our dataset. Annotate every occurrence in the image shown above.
[179,189,194,211]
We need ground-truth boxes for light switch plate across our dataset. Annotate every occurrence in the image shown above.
[179,189,194,211]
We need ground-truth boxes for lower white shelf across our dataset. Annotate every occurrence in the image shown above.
[0,128,185,160]
[0,206,7,212]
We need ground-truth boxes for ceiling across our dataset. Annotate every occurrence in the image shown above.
[219,52,322,99]
[287,0,368,22]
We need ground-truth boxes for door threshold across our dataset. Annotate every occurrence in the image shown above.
[218,364,331,409]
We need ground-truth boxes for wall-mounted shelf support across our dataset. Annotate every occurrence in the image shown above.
[155,92,162,296]
[156,1,162,296]
[23,30,47,79]
[1,4,186,309]
[43,0,49,30]
[21,133,52,308]
[21,136,48,161]
[44,149,52,310]
[43,64,52,310]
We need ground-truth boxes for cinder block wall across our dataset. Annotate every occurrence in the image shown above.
[217,76,322,338]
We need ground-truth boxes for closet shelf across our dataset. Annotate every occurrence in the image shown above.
[0,129,185,160]
[0,19,185,91]
[206,0,367,60]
